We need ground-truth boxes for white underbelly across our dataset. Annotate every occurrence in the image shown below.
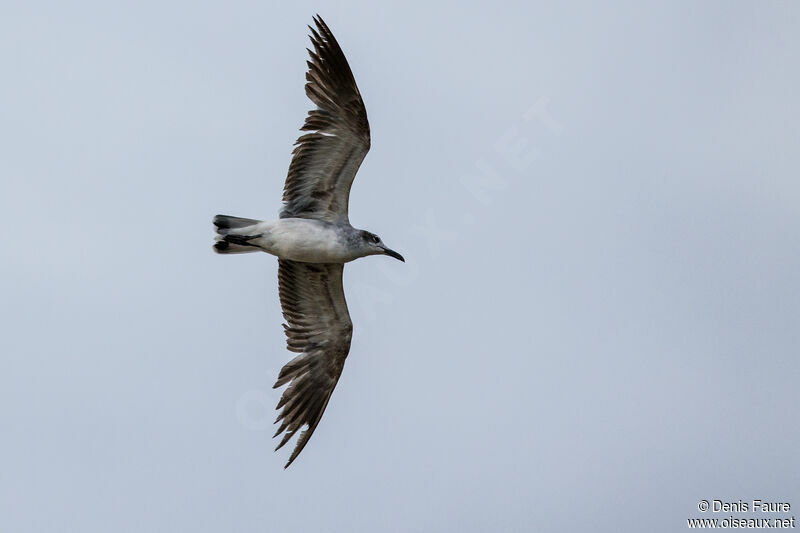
[251,218,352,263]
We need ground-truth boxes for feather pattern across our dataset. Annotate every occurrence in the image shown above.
[273,260,353,468]
[280,15,371,223]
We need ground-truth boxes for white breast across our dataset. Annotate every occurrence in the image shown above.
[251,218,353,263]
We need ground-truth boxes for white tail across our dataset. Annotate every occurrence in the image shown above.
[213,214,263,254]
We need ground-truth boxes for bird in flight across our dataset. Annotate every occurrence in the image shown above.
[213,15,404,468]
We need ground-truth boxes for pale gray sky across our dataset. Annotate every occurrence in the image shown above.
[2,1,799,532]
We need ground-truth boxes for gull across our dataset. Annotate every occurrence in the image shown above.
[213,15,404,468]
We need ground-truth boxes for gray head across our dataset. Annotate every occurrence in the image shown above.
[359,230,404,262]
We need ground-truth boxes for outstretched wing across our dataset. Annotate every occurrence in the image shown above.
[280,15,371,223]
[273,260,353,468]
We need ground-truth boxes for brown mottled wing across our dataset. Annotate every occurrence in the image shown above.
[273,260,352,468]
[280,15,371,223]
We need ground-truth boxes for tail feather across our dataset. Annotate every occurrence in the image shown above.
[213,214,263,254]
[213,214,261,232]
[214,240,258,254]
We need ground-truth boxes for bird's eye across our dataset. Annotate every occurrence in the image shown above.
[371,235,380,243]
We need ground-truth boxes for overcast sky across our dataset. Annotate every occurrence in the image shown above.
[2,1,799,532]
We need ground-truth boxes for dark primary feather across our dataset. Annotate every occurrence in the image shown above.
[273,260,353,468]
[280,15,371,223]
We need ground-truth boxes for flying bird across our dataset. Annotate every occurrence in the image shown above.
[213,15,404,468]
